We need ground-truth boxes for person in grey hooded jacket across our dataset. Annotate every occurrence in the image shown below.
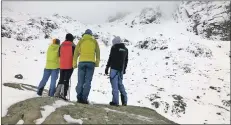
[105,36,128,106]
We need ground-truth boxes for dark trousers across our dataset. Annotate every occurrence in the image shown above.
[57,68,74,96]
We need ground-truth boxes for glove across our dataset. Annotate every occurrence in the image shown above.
[105,67,109,75]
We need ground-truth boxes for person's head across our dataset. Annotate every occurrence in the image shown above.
[84,29,93,36]
[112,36,121,45]
[52,38,60,45]
[65,33,74,42]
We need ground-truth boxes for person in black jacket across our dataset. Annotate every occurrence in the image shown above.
[105,36,128,106]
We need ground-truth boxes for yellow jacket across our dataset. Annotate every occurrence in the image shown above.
[73,34,100,67]
[45,43,60,69]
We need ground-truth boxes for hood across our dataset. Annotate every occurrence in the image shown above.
[112,36,122,45]
[49,44,60,50]
[82,34,93,40]
[52,39,60,45]
[84,29,93,35]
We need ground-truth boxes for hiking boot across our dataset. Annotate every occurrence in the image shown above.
[48,89,52,97]
[109,102,119,107]
[54,84,64,97]
[121,94,125,104]
[37,87,44,96]
[122,103,127,106]
[60,95,68,101]
[77,98,89,104]
[77,99,83,103]
[79,100,89,104]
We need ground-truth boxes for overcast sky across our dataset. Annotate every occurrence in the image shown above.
[3,1,180,24]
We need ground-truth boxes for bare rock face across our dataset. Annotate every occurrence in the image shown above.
[174,1,230,41]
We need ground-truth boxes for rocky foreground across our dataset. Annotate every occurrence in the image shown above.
[2,83,176,124]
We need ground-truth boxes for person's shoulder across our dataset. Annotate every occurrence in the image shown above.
[91,37,97,42]
[125,46,128,51]
[111,45,116,49]
[123,44,128,50]
[91,38,98,46]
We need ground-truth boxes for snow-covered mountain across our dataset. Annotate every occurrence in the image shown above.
[1,1,230,124]
[107,7,162,28]
[107,11,131,23]
[173,1,230,41]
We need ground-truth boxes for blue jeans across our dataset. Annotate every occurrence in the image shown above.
[76,62,95,101]
[110,69,127,105]
[37,68,59,96]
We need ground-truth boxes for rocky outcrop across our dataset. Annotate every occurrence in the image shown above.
[185,42,213,58]
[147,94,187,118]
[1,13,79,41]
[108,12,130,23]
[174,1,230,41]
[137,7,162,25]
[2,82,176,124]
[3,82,48,93]
[2,17,58,41]
[2,97,176,124]
[120,7,162,28]
[135,35,171,51]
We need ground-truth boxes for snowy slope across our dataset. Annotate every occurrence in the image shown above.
[1,3,230,124]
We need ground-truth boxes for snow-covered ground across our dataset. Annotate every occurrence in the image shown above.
[1,2,230,124]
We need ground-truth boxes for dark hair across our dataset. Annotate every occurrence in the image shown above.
[55,39,60,45]
[65,33,74,42]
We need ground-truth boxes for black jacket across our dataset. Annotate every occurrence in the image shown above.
[106,43,128,72]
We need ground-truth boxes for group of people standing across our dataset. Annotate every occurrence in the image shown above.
[36,29,129,106]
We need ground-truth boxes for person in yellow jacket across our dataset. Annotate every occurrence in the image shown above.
[37,39,60,97]
[73,29,100,104]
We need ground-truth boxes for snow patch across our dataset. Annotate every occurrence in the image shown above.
[16,119,24,124]
[35,100,74,124]
[63,114,83,124]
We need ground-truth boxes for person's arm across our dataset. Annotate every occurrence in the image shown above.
[73,40,81,68]
[72,43,75,56]
[58,46,61,57]
[105,46,113,75]
[124,48,128,73]
[106,46,113,68]
[95,40,100,67]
